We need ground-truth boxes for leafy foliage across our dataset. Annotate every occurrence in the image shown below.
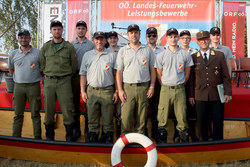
[0,0,38,53]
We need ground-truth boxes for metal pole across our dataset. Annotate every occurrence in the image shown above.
[89,0,92,40]
[95,0,98,32]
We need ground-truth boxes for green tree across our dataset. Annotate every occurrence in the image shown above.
[0,0,38,53]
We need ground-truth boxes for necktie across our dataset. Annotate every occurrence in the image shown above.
[204,53,208,64]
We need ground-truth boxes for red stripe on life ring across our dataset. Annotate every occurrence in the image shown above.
[113,161,123,167]
[145,142,156,152]
[120,134,129,146]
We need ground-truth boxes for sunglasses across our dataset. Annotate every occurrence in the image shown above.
[147,34,157,38]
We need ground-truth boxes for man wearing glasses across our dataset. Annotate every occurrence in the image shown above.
[179,30,198,55]
[145,27,165,140]
[171,30,199,142]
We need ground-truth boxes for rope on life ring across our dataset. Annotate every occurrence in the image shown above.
[111,133,157,167]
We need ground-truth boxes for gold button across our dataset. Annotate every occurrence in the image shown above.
[207,84,209,86]
[206,67,208,69]
[206,73,208,75]
[207,78,209,80]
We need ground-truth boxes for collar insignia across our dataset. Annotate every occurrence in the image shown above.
[197,52,201,57]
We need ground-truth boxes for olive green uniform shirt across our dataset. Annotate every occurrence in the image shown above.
[40,39,77,76]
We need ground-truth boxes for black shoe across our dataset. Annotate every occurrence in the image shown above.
[173,131,180,143]
[179,129,189,143]
[157,129,167,143]
[105,132,114,143]
[45,123,55,141]
[65,124,74,142]
[72,122,81,142]
[174,136,180,143]
[88,132,98,143]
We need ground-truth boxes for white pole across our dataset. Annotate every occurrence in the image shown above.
[89,0,92,40]
[95,0,98,32]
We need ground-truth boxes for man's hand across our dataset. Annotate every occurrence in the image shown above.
[147,87,154,98]
[118,90,127,103]
[224,95,231,103]
[189,98,195,106]
[113,92,118,104]
[81,92,88,103]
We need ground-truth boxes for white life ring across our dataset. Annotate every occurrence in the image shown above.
[111,133,157,167]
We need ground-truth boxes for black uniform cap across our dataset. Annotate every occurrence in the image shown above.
[18,29,30,36]
[167,28,178,35]
[50,20,63,28]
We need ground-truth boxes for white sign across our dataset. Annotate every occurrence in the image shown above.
[43,4,62,43]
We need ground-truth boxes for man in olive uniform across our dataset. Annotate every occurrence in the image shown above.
[80,32,118,143]
[8,29,42,139]
[172,30,198,142]
[70,20,94,141]
[188,31,232,141]
[40,21,78,141]
[116,24,156,134]
[155,28,193,143]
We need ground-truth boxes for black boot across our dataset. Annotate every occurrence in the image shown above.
[65,124,74,142]
[158,129,167,143]
[72,121,81,142]
[105,132,114,143]
[179,129,189,143]
[45,123,55,141]
[88,132,98,143]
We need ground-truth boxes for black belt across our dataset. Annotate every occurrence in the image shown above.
[128,82,148,86]
[164,84,184,89]
[89,85,113,90]
[46,74,71,79]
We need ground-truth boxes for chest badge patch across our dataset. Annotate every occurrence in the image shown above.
[211,50,215,55]
[105,63,110,71]
[30,62,35,69]
[142,59,147,66]
[178,63,184,70]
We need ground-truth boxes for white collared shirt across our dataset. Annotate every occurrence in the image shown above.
[200,49,210,60]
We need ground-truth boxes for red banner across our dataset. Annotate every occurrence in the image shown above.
[101,0,214,21]
[68,0,90,41]
[222,1,246,59]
